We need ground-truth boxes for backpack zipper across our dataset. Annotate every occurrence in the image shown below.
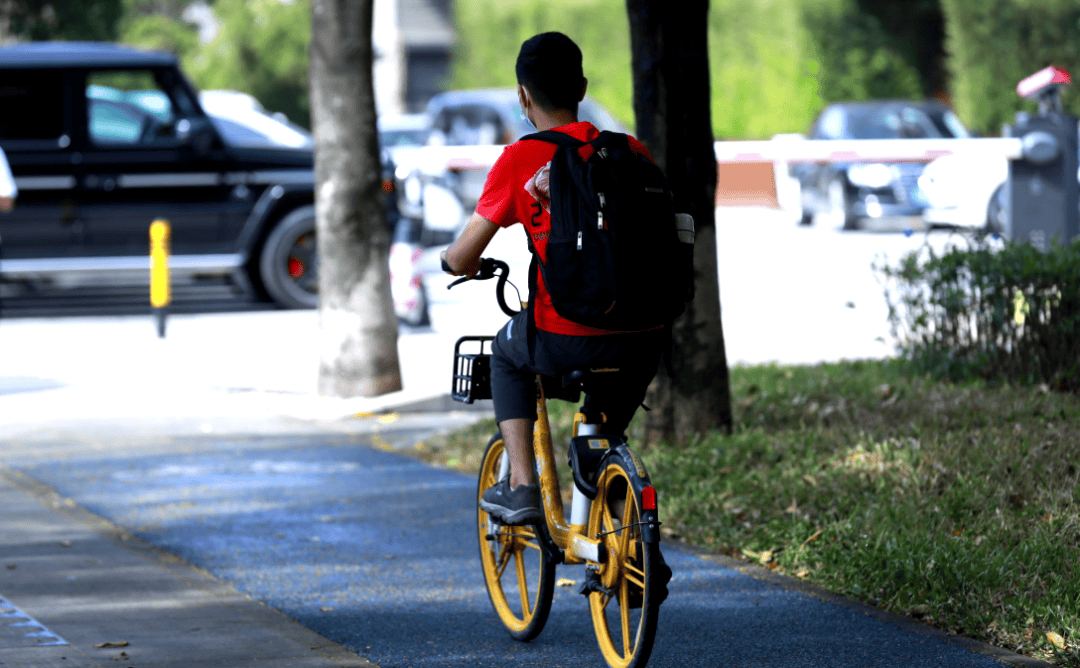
[597,192,606,230]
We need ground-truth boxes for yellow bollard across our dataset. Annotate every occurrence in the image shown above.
[149,220,171,338]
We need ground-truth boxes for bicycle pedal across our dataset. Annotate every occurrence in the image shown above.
[577,569,613,598]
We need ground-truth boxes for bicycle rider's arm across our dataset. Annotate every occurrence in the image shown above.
[441,212,499,277]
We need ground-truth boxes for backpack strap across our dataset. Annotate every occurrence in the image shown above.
[522,129,603,163]
[521,129,584,146]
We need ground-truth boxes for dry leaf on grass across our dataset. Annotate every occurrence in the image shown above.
[1047,631,1066,649]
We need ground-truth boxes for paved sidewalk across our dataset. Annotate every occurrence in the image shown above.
[0,312,493,668]
[1,465,378,668]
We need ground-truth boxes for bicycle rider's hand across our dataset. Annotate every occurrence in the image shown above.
[443,213,498,278]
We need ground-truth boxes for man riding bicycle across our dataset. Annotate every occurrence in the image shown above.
[442,32,668,526]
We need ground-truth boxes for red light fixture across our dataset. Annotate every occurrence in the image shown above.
[1017,66,1071,99]
[641,486,657,511]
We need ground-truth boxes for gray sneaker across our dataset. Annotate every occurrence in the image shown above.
[480,478,543,525]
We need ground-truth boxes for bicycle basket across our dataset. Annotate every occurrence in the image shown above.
[452,336,494,403]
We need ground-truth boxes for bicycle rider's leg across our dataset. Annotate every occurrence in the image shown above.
[490,311,539,487]
[498,417,536,488]
[484,311,543,523]
[585,329,666,437]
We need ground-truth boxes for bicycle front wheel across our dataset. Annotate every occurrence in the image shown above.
[477,432,555,641]
[587,451,661,668]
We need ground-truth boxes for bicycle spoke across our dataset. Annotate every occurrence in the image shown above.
[621,488,635,527]
[515,550,531,615]
[620,577,632,656]
[495,541,513,578]
[599,590,614,611]
[625,565,646,590]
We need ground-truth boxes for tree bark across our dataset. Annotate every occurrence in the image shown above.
[627,0,733,443]
[310,0,402,397]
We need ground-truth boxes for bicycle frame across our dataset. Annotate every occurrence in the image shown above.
[528,379,604,565]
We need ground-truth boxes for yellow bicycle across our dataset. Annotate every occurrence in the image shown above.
[449,258,668,668]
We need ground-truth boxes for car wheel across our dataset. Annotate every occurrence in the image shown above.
[828,177,859,231]
[259,205,319,309]
[984,183,1010,239]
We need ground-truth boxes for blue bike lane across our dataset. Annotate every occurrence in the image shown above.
[3,429,1040,668]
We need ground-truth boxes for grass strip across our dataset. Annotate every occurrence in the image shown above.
[414,359,1080,666]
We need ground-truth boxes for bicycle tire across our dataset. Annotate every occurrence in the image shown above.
[476,432,556,641]
[587,450,662,668]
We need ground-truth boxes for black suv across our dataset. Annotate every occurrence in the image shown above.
[0,41,394,310]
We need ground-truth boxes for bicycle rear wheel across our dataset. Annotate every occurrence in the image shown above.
[587,451,661,668]
[477,433,555,641]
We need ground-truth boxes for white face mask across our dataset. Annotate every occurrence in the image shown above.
[519,87,536,130]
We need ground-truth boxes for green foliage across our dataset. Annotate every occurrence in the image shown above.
[119,0,312,128]
[5,0,123,41]
[187,0,311,127]
[877,237,1080,391]
[451,0,933,140]
[941,0,1080,136]
[801,0,924,105]
[648,360,1080,666]
[451,0,635,130]
[708,0,823,138]
[119,12,199,58]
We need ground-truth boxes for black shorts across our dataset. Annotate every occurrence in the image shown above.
[489,310,665,435]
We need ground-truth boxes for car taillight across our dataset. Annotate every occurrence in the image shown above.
[382,179,394,194]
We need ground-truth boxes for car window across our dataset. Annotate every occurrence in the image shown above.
[844,107,943,139]
[85,70,195,147]
[927,108,972,138]
[89,99,148,144]
[430,105,506,145]
[0,70,66,145]
[381,127,429,149]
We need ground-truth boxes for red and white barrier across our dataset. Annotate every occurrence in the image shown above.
[393,136,1025,210]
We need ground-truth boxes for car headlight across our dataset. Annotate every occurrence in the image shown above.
[847,163,895,189]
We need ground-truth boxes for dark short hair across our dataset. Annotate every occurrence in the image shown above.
[515,32,584,113]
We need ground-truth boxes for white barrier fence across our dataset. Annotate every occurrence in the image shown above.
[398,137,1025,172]
[394,136,1027,220]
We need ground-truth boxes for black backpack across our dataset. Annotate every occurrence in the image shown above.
[522,130,694,332]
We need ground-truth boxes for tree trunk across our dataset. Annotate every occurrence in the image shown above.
[627,0,734,443]
[310,0,402,397]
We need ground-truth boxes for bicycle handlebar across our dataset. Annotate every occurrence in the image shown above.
[444,256,519,318]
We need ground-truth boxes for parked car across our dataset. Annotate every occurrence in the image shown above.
[379,113,431,153]
[792,100,973,230]
[199,89,314,150]
[918,153,1010,238]
[0,42,428,324]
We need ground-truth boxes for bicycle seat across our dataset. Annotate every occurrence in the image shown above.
[560,368,621,390]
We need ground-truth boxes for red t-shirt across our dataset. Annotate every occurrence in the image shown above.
[475,122,655,336]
